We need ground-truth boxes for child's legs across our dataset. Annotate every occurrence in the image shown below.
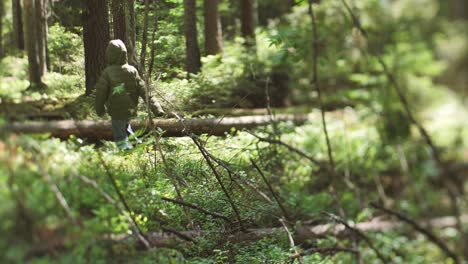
[111,119,132,149]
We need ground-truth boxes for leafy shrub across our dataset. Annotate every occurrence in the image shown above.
[47,24,84,75]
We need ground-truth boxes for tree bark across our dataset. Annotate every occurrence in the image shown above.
[4,114,312,140]
[125,0,138,67]
[111,0,126,41]
[184,0,202,74]
[24,0,46,89]
[12,0,25,50]
[139,0,150,74]
[450,0,468,19]
[203,0,223,55]
[240,0,257,46]
[83,0,110,95]
[35,0,48,75]
[111,0,137,67]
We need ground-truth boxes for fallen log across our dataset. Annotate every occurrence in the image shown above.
[3,114,312,140]
[27,214,468,257]
[117,214,468,248]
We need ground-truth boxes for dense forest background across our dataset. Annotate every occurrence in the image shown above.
[0,0,467,263]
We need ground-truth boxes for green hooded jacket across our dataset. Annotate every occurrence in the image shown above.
[95,39,163,119]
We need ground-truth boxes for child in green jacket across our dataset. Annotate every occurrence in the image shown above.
[95,39,164,149]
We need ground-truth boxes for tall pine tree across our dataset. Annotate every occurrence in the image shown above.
[83,0,110,95]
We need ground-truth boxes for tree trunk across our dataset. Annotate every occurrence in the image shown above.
[240,0,257,46]
[111,0,137,67]
[450,0,468,19]
[24,0,46,89]
[12,0,25,50]
[125,0,138,67]
[184,0,201,74]
[35,0,48,75]
[203,0,223,55]
[83,0,110,95]
[111,0,126,41]
[139,0,150,74]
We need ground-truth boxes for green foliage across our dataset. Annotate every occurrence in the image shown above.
[47,24,84,75]
[1,0,467,262]
[0,56,29,102]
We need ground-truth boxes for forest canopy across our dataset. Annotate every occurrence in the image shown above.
[0,0,467,263]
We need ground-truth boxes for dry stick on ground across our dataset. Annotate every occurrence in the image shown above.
[290,247,359,259]
[191,137,246,231]
[76,174,151,249]
[37,164,79,226]
[141,77,304,233]
[324,212,389,264]
[145,85,266,231]
[161,197,231,222]
[29,146,79,226]
[77,174,194,245]
[248,132,322,167]
[204,150,273,204]
[339,0,466,260]
[279,218,302,263]
[98,154,151,249]
[371,202,459,263]
[250,159,290,220]
[145,74,194,228]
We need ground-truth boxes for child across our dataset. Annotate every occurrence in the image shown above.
[95,39,164,149]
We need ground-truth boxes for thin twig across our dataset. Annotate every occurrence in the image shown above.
[29,146,79,226]
[206,151,273,204]
[38,164,79,226]
[308,0,346,221]
[145,74,194,228]
[146,0,159,81]
[251,159,290,220]
[279,218,302,263]
[308,1,335,171]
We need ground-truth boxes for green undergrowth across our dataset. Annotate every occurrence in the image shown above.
[0,107,464,263]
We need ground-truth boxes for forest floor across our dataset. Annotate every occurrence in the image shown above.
[1,87,467,263]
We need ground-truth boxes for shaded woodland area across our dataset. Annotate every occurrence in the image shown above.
[0,0,467,263]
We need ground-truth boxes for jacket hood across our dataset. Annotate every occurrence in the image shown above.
[106,39,128,65]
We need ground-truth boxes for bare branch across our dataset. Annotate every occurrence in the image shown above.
[279,218,302,263]
[251,159,290,220]
[324,212,390,264]
[76,173,151,249]
[248,131,322,166]
[161,196,231,222]
[371,203,459,264]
